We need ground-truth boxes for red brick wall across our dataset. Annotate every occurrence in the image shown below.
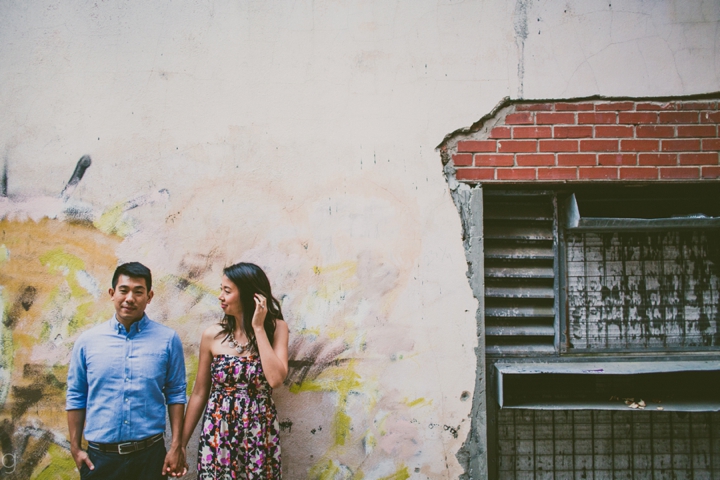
[449,98,720,182]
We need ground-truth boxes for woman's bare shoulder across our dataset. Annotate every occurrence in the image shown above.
[202,323,224,339]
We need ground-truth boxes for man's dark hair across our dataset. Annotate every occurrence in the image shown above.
[112,262,152,291]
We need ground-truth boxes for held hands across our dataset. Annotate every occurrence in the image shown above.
[251,293,268,330]
[163,444,187,477]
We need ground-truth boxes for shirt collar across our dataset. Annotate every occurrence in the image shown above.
[111,314,149,334]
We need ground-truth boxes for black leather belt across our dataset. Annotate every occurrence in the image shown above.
[88,433,163,455]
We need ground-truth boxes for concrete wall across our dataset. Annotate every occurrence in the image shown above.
[0,1,718,478]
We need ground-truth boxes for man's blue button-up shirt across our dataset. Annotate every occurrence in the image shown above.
[66,315,187,443]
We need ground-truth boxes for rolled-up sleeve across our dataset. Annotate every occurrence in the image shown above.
[66,339,88,410]
[164,332,187,405]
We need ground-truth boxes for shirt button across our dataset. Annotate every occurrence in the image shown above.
[125,378,129,382]
[125,398,129,402]
[124,420,128,424]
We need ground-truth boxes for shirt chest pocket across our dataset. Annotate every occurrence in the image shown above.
[136,351,168,380]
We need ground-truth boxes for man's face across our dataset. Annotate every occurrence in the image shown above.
[109,274,153,324]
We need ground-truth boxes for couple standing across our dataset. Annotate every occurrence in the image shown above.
[66,261,289,479]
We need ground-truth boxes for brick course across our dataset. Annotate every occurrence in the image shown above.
[450,98,720,183]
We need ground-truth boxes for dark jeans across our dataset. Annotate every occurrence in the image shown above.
[80,440,166,480]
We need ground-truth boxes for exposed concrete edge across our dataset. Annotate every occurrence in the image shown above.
[438,96,511,166]
[450,182,487,480]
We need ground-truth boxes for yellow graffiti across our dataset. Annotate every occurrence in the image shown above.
[38,249,97,333]
[158,274,220,298]
[290,360,361,446]
[333,409,352,446]
[308,459,342,480]
[307,458,364,480]
[404,397,432,408]
[378,466,410,480]
[185,351,199,397]
[40,248,87,298]
[94,203,134,237]
[376,412,389,436]
[0,218,119,430]
[312,261,357,276]
[363,431,377,452]
[71,301,96,335]
[40,248,85,275]
[31,443,76,480]
[296,327,321,337]
[311,262,358,302]
[0,315,12,402]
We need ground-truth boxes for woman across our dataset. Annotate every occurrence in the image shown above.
[181,262,289,479]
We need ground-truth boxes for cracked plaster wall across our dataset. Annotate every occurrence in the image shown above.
[0,1,719,478]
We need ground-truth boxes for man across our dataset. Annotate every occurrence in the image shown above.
[66,262,187,479]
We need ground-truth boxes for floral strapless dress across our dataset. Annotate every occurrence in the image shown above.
[197,354,281,479]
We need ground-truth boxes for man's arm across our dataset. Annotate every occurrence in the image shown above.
[67,409,94,471]
[162,403,186,477]
[162,332,188,476]
[66,338,93,471]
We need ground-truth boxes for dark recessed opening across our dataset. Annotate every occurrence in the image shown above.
[503,370,720,408]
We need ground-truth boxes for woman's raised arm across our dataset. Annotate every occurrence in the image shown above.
[252,294,289,388]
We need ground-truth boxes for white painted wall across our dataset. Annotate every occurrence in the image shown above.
[0,0,718,478]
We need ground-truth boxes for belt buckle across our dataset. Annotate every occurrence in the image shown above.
[118,442,136,455]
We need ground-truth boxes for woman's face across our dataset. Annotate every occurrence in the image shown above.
[219,275,242,318]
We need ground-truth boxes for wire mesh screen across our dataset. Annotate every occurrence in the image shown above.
[498,409,720,479]
[566,231,720,351]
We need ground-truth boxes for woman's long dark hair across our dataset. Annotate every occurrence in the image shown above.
[218,262,283,353]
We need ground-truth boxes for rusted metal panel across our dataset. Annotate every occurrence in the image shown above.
[573,217,720,230]
[485,266,555,279]
[486,305,554,318]
[566,230,720,351]
[486,285,555,299]
[486,326,555,337]
[486,344,556,356]
[485,245,554,260]
[485,224,553,241]
[497,410,720,479]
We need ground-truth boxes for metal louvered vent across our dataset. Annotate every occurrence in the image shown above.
[484,193,557,355]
